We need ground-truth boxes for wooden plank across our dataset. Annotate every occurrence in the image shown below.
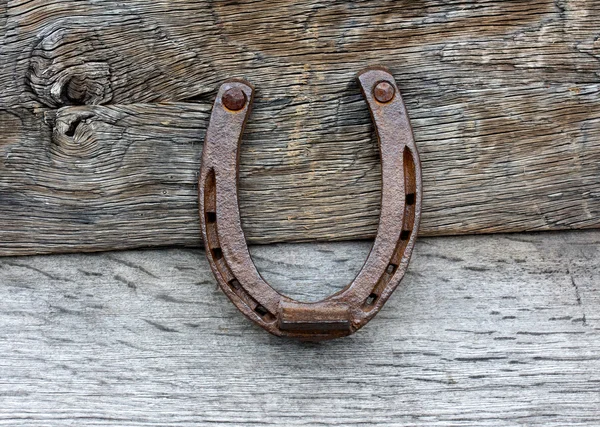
[0,231,598,425]
[1,1,600,255]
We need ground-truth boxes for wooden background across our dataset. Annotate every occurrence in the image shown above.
[0,0,599,255]
[0,231,598,425]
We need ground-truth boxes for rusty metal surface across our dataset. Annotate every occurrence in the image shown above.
[198,66,422,340]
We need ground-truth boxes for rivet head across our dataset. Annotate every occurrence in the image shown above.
[374,81,395,104]
[222,87,247,111]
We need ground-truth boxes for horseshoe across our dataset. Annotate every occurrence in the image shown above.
[199,66,422,341]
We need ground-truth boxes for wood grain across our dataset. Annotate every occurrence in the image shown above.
[0,231,598,426]
[1,1,600,255]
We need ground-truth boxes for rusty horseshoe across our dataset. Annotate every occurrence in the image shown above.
[199,66,422,340]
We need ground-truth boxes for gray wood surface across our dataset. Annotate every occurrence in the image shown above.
[1,230,598,426]
[1,1,600,255]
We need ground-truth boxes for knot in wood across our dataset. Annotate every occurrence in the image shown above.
[27,26,114,107]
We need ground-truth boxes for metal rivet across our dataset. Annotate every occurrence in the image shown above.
[222,87,247,111]
[374,81,395,103]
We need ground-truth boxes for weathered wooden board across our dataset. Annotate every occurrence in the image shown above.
[0,231,598,426]
[1,1,600,255]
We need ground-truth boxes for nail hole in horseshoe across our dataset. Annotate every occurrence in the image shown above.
[206,212,217,223]
[386,263,397,275]
[254,304,275,322]
[255,305,268,317]
[212,248,223,260]
[366,293,378,306]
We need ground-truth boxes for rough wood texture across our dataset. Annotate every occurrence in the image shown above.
[1,1,600,255]
[0,231,598,426]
